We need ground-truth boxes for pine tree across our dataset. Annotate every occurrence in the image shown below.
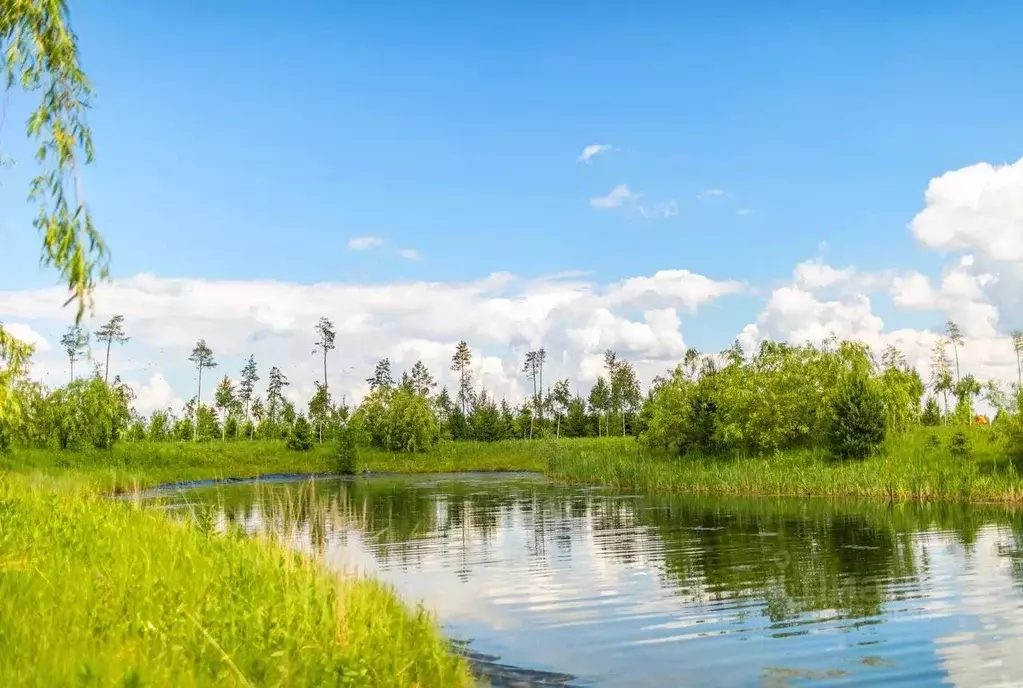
[450,341,473,414]
[408,360,436,396]
[60,325,88,382]
[522,351,538,438]
[287,415,313,451]
[238,355,259,417]
[308,382,331,443]
[921,396,942,426]
[95,315,129,384]
[827,375,887,459]
[266,366,289,424]
[188,340,217,440]
[367,359,394,391]
[214,375,235,440]
[313,317,336,388]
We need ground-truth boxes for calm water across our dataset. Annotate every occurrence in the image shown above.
[155,474,1023,687]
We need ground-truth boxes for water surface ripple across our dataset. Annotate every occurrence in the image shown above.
[159,474,1023,687]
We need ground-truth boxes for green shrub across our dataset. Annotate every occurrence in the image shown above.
[927,434,941,448]
[336,422,358,474]
[949,431,973,460]
[827,375,887,460]
[921,397,942,427]
[286,415,313,451]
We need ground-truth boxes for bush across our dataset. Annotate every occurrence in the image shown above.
[927,434,941,448]
[286,415,313,451]
[335,422,358,474]
[352,386,439,453]
[826,375,887,460]
[949,431,973,460]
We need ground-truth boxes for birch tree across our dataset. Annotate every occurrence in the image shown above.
[945,320,964,383]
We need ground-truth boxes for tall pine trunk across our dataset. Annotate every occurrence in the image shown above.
[104,341,112,384]
[195,367,202,441]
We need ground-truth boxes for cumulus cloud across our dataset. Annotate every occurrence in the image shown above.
[0,268,745,410]
[911,158,1023,262]
[6,154,1023,416]
[590,184,637,209]
[126,373,186,416]
[348,236,384,250]
[908,158,1023,332]
[2,322,51,352]
[792,259,856,290]
[577,144,612,163]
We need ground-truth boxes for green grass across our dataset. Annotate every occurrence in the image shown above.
[0,473,473,687]
[2,438,547,492]
[6,426,1022,504]
[545,425,1023,504]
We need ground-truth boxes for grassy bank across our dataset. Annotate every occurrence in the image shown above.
[6,426,1023,503]
[545,425,1023,504]
[2,438,548,492]
[0,474,472,687]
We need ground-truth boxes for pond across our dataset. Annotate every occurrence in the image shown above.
[151,473,1023,686]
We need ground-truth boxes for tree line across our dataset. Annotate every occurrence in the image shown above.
[2,315,1022,457]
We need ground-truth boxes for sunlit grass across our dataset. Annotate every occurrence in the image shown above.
[5,426,1021,503]
[2,438,547,491]
[544,426,1023,504]
[0,474,473,687]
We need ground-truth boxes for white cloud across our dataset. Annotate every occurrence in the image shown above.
[911,157,1023,262]
[590,184,637,209]
[0,268,744,410]
[639,200,678,218]
[736,208,753,216]
[6,154,1023,416]
[697,188,727,201]
[125,373,186,416]
[590,186,676,219]
[792,259,857,290]
[890,257,1000,338]
[398,248,421,260]
[348,236,384,250]
[2,322,51,352]
[577,144,612,164]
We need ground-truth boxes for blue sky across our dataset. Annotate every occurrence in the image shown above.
[2,1,1023,411]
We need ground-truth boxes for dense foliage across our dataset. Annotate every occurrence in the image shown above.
[2,314,1023,463]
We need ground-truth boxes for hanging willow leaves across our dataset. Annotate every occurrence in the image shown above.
[0,325,34,448]
[2,0,107,323]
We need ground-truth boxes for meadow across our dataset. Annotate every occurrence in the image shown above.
[6,423,1023,504]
